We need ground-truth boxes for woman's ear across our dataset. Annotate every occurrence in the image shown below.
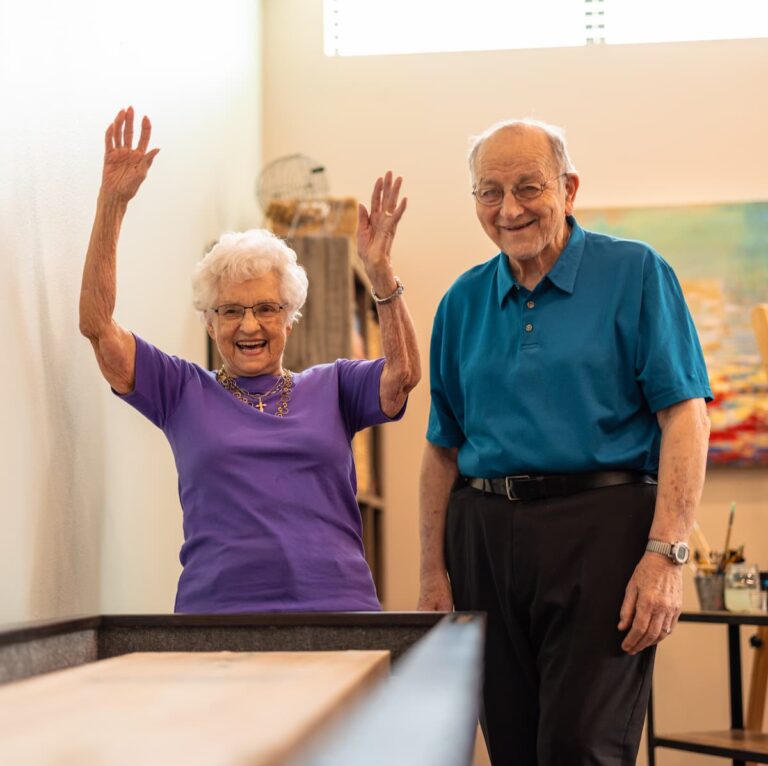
[205,314,216,341]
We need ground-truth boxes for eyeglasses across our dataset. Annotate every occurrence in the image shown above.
[472,173,568,207]
[211,302,286,322]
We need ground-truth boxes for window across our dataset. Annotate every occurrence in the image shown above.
[324,0,768,56]
[603,0,768,45]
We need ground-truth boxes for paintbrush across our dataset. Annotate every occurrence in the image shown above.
[717,501,736,574]
[692,520,715,566]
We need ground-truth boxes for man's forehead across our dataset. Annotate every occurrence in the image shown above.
[477,127,555,168]
[478,126,553,159]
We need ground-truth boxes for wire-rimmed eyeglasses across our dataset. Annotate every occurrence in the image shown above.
[472,173,568,207]
[211,302,286,322]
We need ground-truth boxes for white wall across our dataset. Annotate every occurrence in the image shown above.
[0,0,263,621]
[262,2,767,763]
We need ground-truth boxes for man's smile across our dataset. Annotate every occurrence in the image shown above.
[500,219,537,232]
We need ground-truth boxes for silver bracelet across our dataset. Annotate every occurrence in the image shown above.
[371,277,404,304]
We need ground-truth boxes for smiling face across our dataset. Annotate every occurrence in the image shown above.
[206,272,292,378]
[473,125,579,268]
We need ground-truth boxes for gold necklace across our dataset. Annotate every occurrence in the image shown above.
[216,367,294,416]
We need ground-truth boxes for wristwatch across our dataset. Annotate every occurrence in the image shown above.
[646,539,690,565]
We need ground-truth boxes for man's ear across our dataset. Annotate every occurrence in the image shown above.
[564,173,580,215]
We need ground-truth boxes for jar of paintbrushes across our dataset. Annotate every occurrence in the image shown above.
[691,502,764,612]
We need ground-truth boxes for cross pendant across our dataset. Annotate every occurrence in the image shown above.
[256,399,265,413]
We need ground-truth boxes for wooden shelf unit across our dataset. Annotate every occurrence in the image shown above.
[647,611,768,765]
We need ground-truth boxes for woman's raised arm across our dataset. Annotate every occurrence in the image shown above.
[79,107,159,394]
[357,171,421,417]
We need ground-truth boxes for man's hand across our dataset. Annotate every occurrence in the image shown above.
[418,443,459,612]
[417,569,454,612]
[618,552,682,654]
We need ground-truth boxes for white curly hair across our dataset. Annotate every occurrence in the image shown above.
[192,229,308,323]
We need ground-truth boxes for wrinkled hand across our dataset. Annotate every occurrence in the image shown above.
[101,107,159,202]
[357,171,407,288]
[618,553,682,654]
[417,570,454,612]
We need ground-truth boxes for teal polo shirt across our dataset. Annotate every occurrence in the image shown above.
[427,216,712,477]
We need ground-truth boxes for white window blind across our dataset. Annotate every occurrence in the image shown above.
[324,0,768,56]
[324,0,586,56]
[603,0,768,45]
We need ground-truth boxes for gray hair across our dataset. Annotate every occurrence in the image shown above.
[468,118,577,184]
[192,229,308,324]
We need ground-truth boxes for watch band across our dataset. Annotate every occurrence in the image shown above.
[646,540,673,558]
[646,538,689,565]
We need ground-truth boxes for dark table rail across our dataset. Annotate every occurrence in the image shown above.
[0,612,451,684]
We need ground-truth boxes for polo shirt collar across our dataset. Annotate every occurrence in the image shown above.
[496,215,585,305]
[546,216,584,294]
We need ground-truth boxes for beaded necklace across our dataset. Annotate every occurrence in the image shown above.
[216,367,293,416]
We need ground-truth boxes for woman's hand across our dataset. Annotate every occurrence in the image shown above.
[79,107,157,394]
[357,171,407,295]
[101,107,159,202]
[358,171,420,414]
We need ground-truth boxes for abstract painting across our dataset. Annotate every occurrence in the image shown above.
[579,202,768,466]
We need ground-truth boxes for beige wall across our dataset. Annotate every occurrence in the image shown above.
[0,0,263,620]
[263,2,767,763]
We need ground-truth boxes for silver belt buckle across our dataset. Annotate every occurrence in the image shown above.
[504,475,530,501]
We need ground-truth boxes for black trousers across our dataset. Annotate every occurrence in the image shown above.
[446,480,657,766]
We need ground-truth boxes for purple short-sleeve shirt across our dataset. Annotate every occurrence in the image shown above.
[118,335,403,613]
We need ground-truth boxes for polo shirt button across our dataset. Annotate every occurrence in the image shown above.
[526,300,535,309]
[525,323,533,332]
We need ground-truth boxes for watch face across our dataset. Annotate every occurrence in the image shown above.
[673,543,690,564]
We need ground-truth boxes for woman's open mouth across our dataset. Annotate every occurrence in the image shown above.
[236,340,267,354]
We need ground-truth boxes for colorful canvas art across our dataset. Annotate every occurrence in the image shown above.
[578,203,768,466]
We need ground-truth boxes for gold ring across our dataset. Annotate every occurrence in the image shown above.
[384,211,394,217]
[664,627,672,634]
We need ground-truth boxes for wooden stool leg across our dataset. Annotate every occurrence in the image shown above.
[746,625,768,766]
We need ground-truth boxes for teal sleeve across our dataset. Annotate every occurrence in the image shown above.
[635,252,713,412]
[426,299,465,447]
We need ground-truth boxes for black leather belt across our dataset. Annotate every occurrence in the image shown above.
[465,471,656,502]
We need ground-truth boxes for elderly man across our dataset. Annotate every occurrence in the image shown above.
[418,119,711,765]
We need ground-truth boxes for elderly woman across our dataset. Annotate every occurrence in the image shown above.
[80,107,420,612]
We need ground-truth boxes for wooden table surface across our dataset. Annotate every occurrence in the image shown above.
[0,650,390,765]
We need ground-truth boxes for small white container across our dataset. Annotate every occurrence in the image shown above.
[724,563,761,612]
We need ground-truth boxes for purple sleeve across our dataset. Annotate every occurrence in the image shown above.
[115,335,195,429]
[335,357,407,434]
